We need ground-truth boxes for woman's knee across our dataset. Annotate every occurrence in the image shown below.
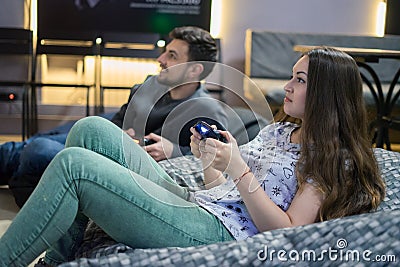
[66,116,111,147]
[46,147,117,188]
[50,147,83,166]
[46,147,93,179]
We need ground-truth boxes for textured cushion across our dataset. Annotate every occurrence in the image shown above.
[374,148,400,212]
[64,148,400,266]
[64,209,400,267]
[226,107,270,146]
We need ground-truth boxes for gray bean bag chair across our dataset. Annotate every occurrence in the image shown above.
[57,147,400,267]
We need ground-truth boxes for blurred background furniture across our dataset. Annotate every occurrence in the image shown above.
[0,27,33,140]
[96,32,162,114]
[31,34,99,134]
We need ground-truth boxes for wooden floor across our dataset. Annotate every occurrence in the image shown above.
[0,135,22,143]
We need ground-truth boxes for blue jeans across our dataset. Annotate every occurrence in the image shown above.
[1,113,116,207]
[0,116,75,186]
[8,135,67,207]
[0,116,233,266]
[0,133,67,186]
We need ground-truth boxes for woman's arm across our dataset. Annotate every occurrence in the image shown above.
[235,172,323,231]
[192,129,323,231]
[202,167,226,189]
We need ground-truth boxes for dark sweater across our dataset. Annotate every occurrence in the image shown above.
[111,76,227,157]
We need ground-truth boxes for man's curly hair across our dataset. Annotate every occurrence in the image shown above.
[170,26,218,80]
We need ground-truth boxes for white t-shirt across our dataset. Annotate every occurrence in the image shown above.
[194,122,301,240]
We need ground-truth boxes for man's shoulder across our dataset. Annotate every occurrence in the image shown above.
[195,85,214,97]
[190,87,219,101]
[188,92,223,109]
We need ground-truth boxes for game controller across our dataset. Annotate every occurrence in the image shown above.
[193,121,227,143]
[143,138,157,146]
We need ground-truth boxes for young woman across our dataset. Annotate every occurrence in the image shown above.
[0,47,385,266]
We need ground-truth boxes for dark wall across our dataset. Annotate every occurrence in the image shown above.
[385,0,400,35]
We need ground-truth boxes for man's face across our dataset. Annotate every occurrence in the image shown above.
[156,39,192,87]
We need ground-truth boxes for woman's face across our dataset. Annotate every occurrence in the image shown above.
[283,55,309,120]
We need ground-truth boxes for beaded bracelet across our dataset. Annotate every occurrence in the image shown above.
[233,168,252,184]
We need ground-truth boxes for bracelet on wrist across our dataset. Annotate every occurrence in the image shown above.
[233,168,251,184]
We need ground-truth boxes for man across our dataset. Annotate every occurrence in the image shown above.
[1,26,227,207]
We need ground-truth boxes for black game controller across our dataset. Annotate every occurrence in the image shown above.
[143,138,156,146]
[193,121,227,143]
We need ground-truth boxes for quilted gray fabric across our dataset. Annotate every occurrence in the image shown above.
[157,155,205,191]
[60,148,399,267]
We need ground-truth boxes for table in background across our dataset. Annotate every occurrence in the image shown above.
[294,45,400,150]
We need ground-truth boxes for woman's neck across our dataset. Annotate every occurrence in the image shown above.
[290,127,302,144]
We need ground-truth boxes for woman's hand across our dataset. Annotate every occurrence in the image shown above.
[189,126,225,188]
[190,126,228,169]
[190,126,203,159]
[190,127,248,179]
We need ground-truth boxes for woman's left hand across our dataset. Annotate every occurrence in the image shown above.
[198,130,248,178]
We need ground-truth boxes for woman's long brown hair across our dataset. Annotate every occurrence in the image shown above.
[279,47,385,221]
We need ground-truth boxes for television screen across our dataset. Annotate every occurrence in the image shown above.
[37,0,212,41]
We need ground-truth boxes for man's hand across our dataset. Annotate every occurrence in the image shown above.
[143,133,174,161]
[124,128,136,139]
